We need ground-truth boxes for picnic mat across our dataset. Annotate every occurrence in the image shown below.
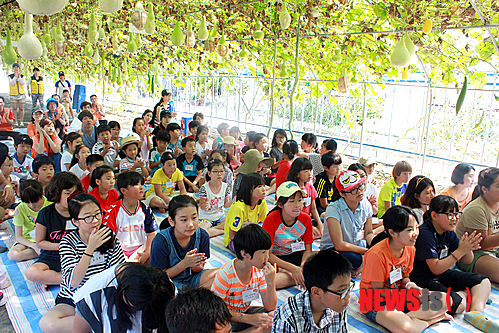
[1,210,499,333]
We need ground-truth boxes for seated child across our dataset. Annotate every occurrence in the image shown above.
[223,136,240,171]
[176,137,204,192]
[232,149,273,200]
[8,180,51,262]
[69,144,91,179]
[2,155,19,199]
[195,125,212,167]
[199,158,231,237]
[263,181,313,289]
[275,140,298,189]
[73,263,175,333]
[144,152,187,213]
[152,110,172,136]
[193,111,205,124]
[165,288,231,333]
[212,224,277,333]
[149,130,170,176]
[104,171,157,262]
[108,120,122,146]
[348,163,378,215]
[224,173,268,252]
[92,124,118,168]
[198,149,234,191]
[321,170,374,277]
[187,120,200,139]
[119,135,150,178]
[269,129,287,173]
[167,123,183,157]
[24,172,83,288]
[360,206,451,332]
[314,152,341,216]
[377,160,412,218]
[89,165,119,212]
[38,193,125,333]
[272,249,352,333]
[61,132,82,172]
[12,134,34,181]
[80,154,105,193]
[212,122,230,150]
[150,195,218,291]
[32,155,55,191]
[440,163,475,211]
[400,175,435,224]
[411,195,492,328]
[240,131,256,163]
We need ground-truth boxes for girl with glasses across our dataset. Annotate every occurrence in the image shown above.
[361,206,451,332]
[320,170,374,278]
[410,195,493,331]
[39,193,125,333]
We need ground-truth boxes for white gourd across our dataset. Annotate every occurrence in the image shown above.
[17,13,43,60]
[16,0,68,15]
[99,0,123,13]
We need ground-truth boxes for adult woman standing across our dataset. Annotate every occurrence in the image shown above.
[152,90,176,128]
[8,63,26,126]
[440,163,476,211]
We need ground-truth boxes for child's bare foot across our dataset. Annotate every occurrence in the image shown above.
[427,312,453,326]
[158,207,166,214]
[351,267,362,279]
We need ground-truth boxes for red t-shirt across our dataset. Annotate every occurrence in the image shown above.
[89,187,119,212]
[262,210,313,256]
[81,175,91,193]
[301,182,318,216]
[0,108,15,131]
[275,159,291,189]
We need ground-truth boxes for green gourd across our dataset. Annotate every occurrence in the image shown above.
[127,33,138,52]
[331,54,342,63]
[98,27,106,39]
[239,48,248,57]
[279,64,288,78]
[197,17,208,41]
[84,43,94,57]
[168,68,175,75]
[88,13,98,44]
[117,68,123,86]
[252,21,264,40]
[55,21,64,44]
[2,28,17,65]
[41,40,48,59]
[43,23,51,44]
[92,47,100,65]
[113,33,119,50]
[151,59,160,73]
[122,58,128,80]
[171,22,185,46]
[279,3,292,29]
[145,3,155,34]
[209,23,218,38]
[456,76,467,115]
[136,34,142,47]
[404,35,415,59]
[390,37,410,68]
[111,66,117,83]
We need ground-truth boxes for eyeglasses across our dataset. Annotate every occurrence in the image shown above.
[211,170,225,174]
[436,211,462,220]
[321,280,355,299]
[75,212,103,224]
[344,183,366,195]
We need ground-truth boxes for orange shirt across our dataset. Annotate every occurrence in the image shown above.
[440,187,473,211]
[32,133,61,158]
[0,108,15,131]
[91,104,103,120]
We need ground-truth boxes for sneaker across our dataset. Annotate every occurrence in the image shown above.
[0,291,6,306]
[19,122,24,127]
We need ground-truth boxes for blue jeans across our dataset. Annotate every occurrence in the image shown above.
[337,251,363,270]
[31,94,44,111]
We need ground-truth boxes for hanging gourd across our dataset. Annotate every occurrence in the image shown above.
[127,33,138,52]
[2,28,17,65]
[122,58,129,81]
[168,68,175,75]
[197,17,208,41]
[111,66,117,83]
[338,75,350,93]
[99,0,123,13]
[216,33,228,57]
[239,48,249,57]
[92,47,100,65]
[185,23,195,48]
[252,21,264,40]
[151,59,160,73]
[112,33,119,50]
[17,13,43,60]
[41,40,48,59]
[279,64,289,78]
[209,23,218,38]
[171,22,185,46]
[144,3,155,34]
[331,48,342,63]
[42,22,51,44]
[279,3,292,29]
[84,43,94,57]
[88,13,98,44]
[131,2,147,30]
[422,19,432,34]
[456,76,468,115]
[136,34,142,47]
[117,68,123,86]
[16,0,68,15]
[404,35,415,59]
[98,26,106,39]
[390,37,410,68]
[54,20,65,56]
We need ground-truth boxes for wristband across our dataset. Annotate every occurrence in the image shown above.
[450,252,459,261]
[83,252,93,257]
[405,282,417,289]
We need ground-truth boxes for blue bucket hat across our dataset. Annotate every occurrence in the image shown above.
[46,98,59,109]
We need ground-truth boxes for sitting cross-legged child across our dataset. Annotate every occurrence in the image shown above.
[176,137,204,193]
[31,155,55,191]
[12,134,34,181]
[88,165,119,212]
[80,154,104,193]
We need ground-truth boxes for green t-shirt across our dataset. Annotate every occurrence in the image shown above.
[12,197,52,242]
[377,178,407,218]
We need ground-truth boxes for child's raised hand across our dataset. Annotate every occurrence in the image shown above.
[182,248,207,268]
[459,231,482,253]
[86,227,111,254]
[204,201,210,211]
[262,262,277,282]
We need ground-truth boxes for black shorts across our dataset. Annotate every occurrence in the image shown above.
[55,295,75,307]
[34,250,61,272]
[277,251,304,267]
[231,306,267,332]
[264,176,274,186]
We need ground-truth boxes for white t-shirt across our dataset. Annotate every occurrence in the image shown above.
[61,150,73,172]
[92,141,118,168]
[69,164,89,179]
[199,182,230,221]
[74,265,143,333]
[196,141,212,166]
[12,153,33,180]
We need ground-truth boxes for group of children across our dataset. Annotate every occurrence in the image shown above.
[1,102,499,333]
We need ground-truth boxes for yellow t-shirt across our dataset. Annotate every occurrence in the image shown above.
[145,168,183,198]
[223,200,269,247]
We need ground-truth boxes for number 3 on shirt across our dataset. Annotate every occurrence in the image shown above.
[233,217,241,227]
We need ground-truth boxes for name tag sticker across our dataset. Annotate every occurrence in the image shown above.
[242,288,259,303]
[355,230,364,242]
[166,181,175,188]
[303,197,311,207]
[291,241,305,252]
[90,252,105,265]
[439,246,448,259]
[28,229,37,240]
[185,165,194,171]
[389,267,403,285]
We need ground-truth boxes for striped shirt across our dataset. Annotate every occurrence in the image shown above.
[58,230,126,300]
[272,290,347,333]
[211,259,267,312]
[262,211,313,256]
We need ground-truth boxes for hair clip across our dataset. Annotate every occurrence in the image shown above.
[415,176,426,187]
[67,190,81,201]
